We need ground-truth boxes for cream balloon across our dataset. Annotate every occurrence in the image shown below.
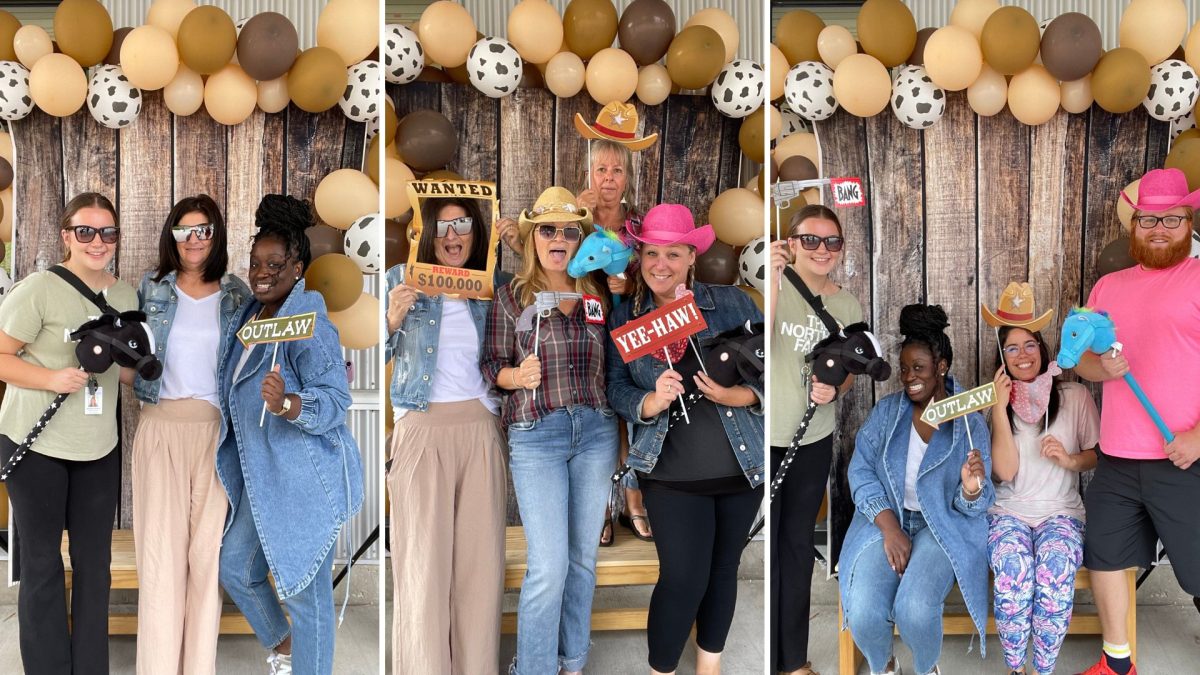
[146,0,196,39]
[1007,64,1060,126]
[584,47,637,104]
[14,25,53,70]
[257,76,289,113]
[317,0,378,66]
[817,25,856,69]
[770,43,787,101]
[1117,179,1140,230]
[1060,76,1093,114]
[163,64,203,116]
[1120,0,1187,66]
[948,0,1000,39]
[315,168,379,230]
[545,51,585,97]
[418,1,477,69]
[967,63,1007,116]
[636,64,671,105]
[203,63,257,125]
[767,104,782,140]
[0,130,11,164]
[684,8,739,64]
[923,25,983,91]
[385,157,414,218]
[772,131,819,168]
[708,188,764,247]
[832,53,891,117]
[29,53,87,117]
[508,0,563,65]
[121,25,180,90]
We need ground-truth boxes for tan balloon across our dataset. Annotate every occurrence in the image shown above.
[967,63,1008,116]
[857,0,917,68]
[203,63,256,125]
[708,188,764,247]
[769,44,788,101]
[29,53,87,117]
[177,5,236,75]
[418,1,477,70]
[304,254,363,312]
[0,131,12,164]
[767,104,782,141]
[1060,76,1093,114]
[0,12,20,62]
[257,76,290,114]
[1092,48,1151,114]
[287,47,347,113]
[684,8,739,63]
[776,10,824,66]
[832,53,891,117]
[924,25,983,91]
[1117,178,1140,230]
[163,64,204,116]
[817,25,856,69]
[0,188,10,243]
[383,100,397,147]
[1007,64,1060,126]
[317,0,378,66]
[328,292,381,350]
[385,157,414,218]
[1186,20,1200,74]
[585,47,637,104]
[146,0,196,39]
[773,131,819,169]
[54,0,114,68]
[980,5,1040,75]
[545,51,586,97]
[508,0,564,65]
[636,64,672,105]
[14,25,53,69]
[315,169,379,230]
[121,25,180,91]
[948,0,1000,39]
[1120,0,1187,66]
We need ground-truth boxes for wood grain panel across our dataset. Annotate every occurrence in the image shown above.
[13,110,64,278]
[552,93,594,196]
[227,111,284,279]
[1027,112,1070,354]
[1081,107,1148,297]
[285,105,349,220]
[59,113,117,208]
[174,107,227,213]
[498,88,554,274]
[661,96,725,220]
[390,81,440,118]
[632,100,666,212]
[441,85,497,182]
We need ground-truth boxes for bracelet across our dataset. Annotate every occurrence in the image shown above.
[510,367,520,390]
[962,481,983,497]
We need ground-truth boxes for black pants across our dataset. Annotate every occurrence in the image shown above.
[769,436,834,671]
[3,436,119,675]
[640,482,762,672]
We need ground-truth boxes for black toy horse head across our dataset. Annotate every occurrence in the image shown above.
[71,310,162,381]
[703,320,765,388]
[807,322,891,386]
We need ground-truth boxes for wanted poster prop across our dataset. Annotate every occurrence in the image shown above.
[404,179,502,300]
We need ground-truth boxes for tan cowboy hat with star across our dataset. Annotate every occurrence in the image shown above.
[573,101,659,151]
[981,282,1054,332]
[517,186,593,239]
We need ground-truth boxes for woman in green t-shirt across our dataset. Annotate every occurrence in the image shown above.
[768,204,863,675]
[0,193,138,674]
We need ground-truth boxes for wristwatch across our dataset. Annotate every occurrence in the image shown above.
[271,396,293,416]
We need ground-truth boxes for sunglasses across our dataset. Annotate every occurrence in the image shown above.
[435,216,473,237]
[789,233,845,252]
[1132,214,1190,229]
[536,224,583,243]
[66,225,119,244]
[171,223,215,242]
[1002,340,1040,357]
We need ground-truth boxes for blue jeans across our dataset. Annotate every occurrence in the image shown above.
[508,406,618,675]
[219,498,336,675]
[843,510,955,675]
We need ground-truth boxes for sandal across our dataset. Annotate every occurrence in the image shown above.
[618,511,654,541]
[599,517,614,547]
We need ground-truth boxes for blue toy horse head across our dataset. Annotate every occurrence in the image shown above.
[568,229,634,279]
[1057,307,1117,368]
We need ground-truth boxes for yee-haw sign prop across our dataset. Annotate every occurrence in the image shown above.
[611,295,707,363]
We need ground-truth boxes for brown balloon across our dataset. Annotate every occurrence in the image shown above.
[397,109,458,172]
[415,66,452,83]
[1097,236,1136,276]
[1040,13,1102,82]
[307,224,345,258]
[563,0,619,61]
[618,0,676,67]
[54,0,113,68]
[1091,48,1150,114]
[0,11,19,62]
[694,239,739,285]
[0,240,5,265]
[1165,137,1200,191]
[778,155,818,181]
[666,25,725,90]
[444,62,471,85]
[738,107,766,164]
[385,219,411,270]
[288,46,347,113]
[519,63,544,88]
[421,169,463,181]
[237,12,298,81]
[776,10,825,66]
[0,157,12,192]
[178,5,236,75]
[907,27,937,66]
[981,6,1039,75]
[304,253,363,313]
[103,27,132,66]
[858,0,917,68]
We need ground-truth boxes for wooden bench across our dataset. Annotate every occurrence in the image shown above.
[503,525,659,633]
[836,567,1138,675]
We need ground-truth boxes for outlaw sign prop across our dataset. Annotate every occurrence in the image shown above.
[611,295,708,363]
[919,382,997,428]
[237,312,316,348]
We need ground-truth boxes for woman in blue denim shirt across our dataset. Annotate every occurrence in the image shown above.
[131,194,249,674]
[838,304,993,675]
[215,195,364,675]
[385,195,506,674]
[605,204,764,675]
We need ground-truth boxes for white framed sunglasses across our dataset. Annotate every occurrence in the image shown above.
[435,216,473,237]
[171,223,215,242]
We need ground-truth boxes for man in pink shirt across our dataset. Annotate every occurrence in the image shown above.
[1071,168,1200,675]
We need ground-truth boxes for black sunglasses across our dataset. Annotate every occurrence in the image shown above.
[536,224,583,243]
[789,233,844,252]
[66,225,120,244]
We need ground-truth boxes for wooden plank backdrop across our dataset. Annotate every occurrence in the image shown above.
[813,92,1169,564]
[11,93,366,529]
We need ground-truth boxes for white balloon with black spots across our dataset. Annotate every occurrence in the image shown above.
[87,65,142,130]
[344,213,381,273]
[738,236,767,293]
[1144,60,1198,122]
[1171,107,1196,141]
[891,65,945,130]
[339,60,380,123]
[781,107,806,138]
[467,37,522,99]
[0,61,33,121]
[0,267,11,306]
[711,59,764,119]
[784,61,837,122]
[385,24,423,85]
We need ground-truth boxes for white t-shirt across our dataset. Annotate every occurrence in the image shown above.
[159,286,221,408]
[396,299,498,421]
[903,424,929,512]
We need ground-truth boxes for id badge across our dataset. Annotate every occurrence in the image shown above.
[84,376,103,415]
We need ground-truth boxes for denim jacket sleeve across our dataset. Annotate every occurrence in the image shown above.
[384,265,404,364]
[848,398,894,523]
[604,310,653,425]
[286,312,353,437]
[951,411,995,517]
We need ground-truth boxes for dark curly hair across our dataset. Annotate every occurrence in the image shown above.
[154,194,229,283]
[899,303,953,384]
[252,194,315,272]
[995,325,1062,428]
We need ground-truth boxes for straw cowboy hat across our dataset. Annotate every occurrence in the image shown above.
[1120,167,1200,213]
[573,101,659,151]
[517,186,593,239]
[981,282,1054,332]
[628,203,715,253]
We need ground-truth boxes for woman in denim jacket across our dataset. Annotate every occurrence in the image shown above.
[605,204,764,675]
[131,194,249,674]
[385,195,506,674]
[838,304,993,675]
[215,195,364,675]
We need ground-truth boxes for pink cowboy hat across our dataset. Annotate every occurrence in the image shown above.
[1119,167,1200,211]
[629,204,715,253]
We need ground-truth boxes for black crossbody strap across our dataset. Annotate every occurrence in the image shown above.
[783,266,841,336]
[49,265,115,315]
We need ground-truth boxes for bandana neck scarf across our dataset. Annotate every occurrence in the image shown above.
[1010,361,1062,425]
[651,284,692,365]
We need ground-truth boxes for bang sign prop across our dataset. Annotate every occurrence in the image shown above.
[237,312,317,348]
[830,177,865,207]
[404,180,501,300]
[919,382,997,428]
[611,295,708,363]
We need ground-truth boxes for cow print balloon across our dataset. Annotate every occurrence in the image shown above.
[87,65,142,130]
[780,107,806,138]
[339,60,380,123]
[784,61,838,122]
[1171,107,1196,141]
[467,37,522,99]
[344,213,381,273]
[1144,59,1198,122]
[738,236,767,293]
[0,61,33,121]
[385,24,423,85]
[890,65,945,130]
[711,59,764,119]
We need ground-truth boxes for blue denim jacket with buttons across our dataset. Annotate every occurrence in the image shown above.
[605,282,765,488]
[385,264,492,412]
[133,270,251,404]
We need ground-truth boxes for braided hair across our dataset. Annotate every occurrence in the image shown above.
[899,303,953,389]
[253,194,315,271]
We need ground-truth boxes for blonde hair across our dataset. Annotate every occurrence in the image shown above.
[512,225,606,311]
[580,139,636,209]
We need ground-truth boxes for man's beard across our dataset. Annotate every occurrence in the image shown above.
[1130,233,1192,269]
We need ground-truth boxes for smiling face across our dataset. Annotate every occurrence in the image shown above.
[591,148,628,207]
[533,221,582,274]
[788,216,842,278]
[432,203,474,268]
[899,342,946,407]
[1131,206,1193,269]
[175,210,213,274]
[1001,327,1044,383]
[640,243,696,305]
[248,236,301,309]
[62,206,117,272]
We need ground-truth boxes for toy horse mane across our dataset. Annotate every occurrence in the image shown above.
[568,229,634,278]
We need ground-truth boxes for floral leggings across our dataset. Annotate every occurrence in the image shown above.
[987,514,1084,674]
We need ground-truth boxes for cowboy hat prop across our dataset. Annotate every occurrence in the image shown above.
[516,185,592,239]
[983,281,1061,429]
[1119,167,1200,215]
[574,101,659,151]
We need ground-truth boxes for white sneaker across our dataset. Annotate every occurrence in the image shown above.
[267,651,292,675]
[872,657,901,675]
